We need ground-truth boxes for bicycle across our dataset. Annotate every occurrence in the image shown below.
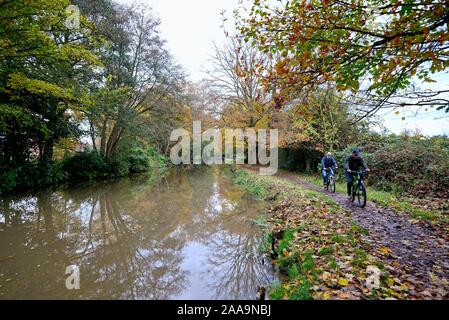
[349,170,367,208]
[324,167,337,193]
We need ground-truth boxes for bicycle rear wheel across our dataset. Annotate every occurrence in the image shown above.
[357,183,367,208]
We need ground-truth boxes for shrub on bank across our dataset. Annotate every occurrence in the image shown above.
[0,148,168,195]
[62,151,109,182]
[147,147,167,169]
[296,133,449,199]
[0,168,19,195]
[127,147,150,173]
[332,135,449,198]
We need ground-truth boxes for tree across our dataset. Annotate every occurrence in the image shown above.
[0,0,99,178]
[78,2,186,158]
[206,39,272,127]
[273,84,364,171]
[235,0,449,121]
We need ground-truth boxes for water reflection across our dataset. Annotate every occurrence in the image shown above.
[0,167,276,300]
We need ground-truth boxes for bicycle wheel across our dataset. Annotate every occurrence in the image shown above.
[351,184,356,202]
[330,176,335,193]
[357,183,367,208]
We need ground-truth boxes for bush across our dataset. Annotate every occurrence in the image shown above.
[334,134,449,198]
[62,151,109,182]
[0,168,19,195]
[369,135,449,198]
[1,147,168,195]
[46,161,69,186]
[127,147,150,173]
[147,148,167,170]
[107,154,130,177]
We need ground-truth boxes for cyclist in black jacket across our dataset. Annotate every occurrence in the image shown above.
[343,148,370,199]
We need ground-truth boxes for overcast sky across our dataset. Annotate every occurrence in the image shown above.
[115,0,448,136]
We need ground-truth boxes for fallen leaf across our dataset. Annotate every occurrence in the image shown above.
[338,278,349,286]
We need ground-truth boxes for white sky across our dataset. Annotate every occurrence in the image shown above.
[116,0,448,136]
[117,0,240,81]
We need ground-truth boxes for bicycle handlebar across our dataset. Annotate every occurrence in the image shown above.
[348,170,367,174]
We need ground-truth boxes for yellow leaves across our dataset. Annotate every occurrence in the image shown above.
[378,246,392,255]
[334,85,344,92]
[322,72,332,81]
[7,73,73,100]
[322,292,331,300]
[385,276,395,286]
[338,278,349,286]
[254,115,270,129]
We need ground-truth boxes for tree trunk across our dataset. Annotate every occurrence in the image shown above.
[105,125,122,158]
[40,137,54,184]
[89,119,97,152]
[100,119,108,157]
[38,193,54,235]
[305,156,312,173]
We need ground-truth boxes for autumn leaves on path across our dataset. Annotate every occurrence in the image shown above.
[234,168,449,300]
[276,171,449,299]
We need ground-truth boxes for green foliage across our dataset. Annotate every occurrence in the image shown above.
[46,161,69,186]
[0,0,181,196]
[288,264,300,279]
[289,277,313,300]
[62,151,109,182]
[126,148,150,173]
[233,169,249,185]
[107,154,130,177]
[352,248,368,267]
[276,230,295,256]
[269,282,287,300]
[278,149,305,171]
[1,145,168,195]
[233,169,267,199]
[334,133,449,198]
[0,168,19,195]
[147,148,168,171]
[318,246,334,256]
[300,250,316,273]
[370,135,449,198]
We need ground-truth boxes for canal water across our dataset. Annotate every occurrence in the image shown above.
[0,167,277,299]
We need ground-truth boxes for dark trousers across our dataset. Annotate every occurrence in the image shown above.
[346,172,365,195]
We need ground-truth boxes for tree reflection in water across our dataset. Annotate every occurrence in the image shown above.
[0,167,277,299]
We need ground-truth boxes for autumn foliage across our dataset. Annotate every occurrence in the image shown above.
[235,0,449,117]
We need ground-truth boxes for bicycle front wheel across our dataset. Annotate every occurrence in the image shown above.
[357,183,367,208]
[330,176,335,193]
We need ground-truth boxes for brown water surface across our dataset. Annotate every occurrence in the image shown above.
[0,167,276,299]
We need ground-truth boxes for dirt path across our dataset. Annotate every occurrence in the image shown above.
[253,168,449,298]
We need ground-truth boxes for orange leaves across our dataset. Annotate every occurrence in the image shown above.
[274,59,289,76]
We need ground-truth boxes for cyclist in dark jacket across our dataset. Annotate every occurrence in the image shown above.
[321,152,338,188]
[344,148,370,198]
